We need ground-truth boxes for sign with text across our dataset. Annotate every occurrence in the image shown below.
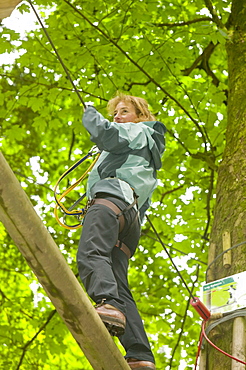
[203,271,246,314]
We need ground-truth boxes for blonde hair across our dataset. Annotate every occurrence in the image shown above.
[107,93,156,122]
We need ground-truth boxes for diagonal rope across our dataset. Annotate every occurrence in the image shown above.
[28,0,86,109]
[146,214,197,300]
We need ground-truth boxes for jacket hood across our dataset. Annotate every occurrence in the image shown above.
[142,120,166,170]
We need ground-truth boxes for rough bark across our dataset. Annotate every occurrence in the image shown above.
[206,0,246,368]
[0,151,130,370]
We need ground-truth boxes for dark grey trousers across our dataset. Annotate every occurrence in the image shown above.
[77,195,155,363]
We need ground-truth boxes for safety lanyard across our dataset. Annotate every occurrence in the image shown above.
[54,147,100,230]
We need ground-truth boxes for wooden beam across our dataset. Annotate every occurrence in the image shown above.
[0,151,130,370]
[199,345,207,370]
[0,0,21,19]
[222,231,232,269]
[231,317,246,370]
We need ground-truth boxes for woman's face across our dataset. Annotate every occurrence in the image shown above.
[113,101,139,123]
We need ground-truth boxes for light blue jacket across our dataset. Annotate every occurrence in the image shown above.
[83,106,166,221]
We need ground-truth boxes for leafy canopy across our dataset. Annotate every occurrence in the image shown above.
[0,0,230,368]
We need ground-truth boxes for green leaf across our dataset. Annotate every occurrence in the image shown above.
[5,126,26,141]
[28,97,44,112]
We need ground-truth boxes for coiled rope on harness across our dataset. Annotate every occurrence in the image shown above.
[54,147,100,230]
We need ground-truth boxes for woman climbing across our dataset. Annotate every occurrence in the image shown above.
[77,93,166,370]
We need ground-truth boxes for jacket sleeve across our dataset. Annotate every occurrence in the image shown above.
[83,106,150,153]
[139,197,151,223]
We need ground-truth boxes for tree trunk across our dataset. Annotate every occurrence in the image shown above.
[206,0,246,368]
[0,151,130,370]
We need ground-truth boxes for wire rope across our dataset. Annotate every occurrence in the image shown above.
[28,0,86,108]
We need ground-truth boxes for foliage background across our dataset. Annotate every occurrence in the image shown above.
[0,0,231,369]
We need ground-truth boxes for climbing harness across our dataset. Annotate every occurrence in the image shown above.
[54,147,100,230]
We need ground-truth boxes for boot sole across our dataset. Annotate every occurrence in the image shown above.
[127,362,156,370]
[127,366,155,370]
[127,364,155,370]
[104,321,125,336]
[98,315,125,336]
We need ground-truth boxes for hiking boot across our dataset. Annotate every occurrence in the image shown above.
[95,303,126,337]
[126,358,156,370]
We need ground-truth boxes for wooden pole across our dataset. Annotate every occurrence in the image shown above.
[199,345,207,370]
[231,317,246,370]
[0,151,130,370]
[222,231,231,269]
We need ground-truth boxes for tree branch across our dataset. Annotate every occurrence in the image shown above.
[160,185,184,203]
[63,0,201,128]
[124,79,151,91]
[16,310,56,370]
[191,151,218,171]
[140,232,207,265]
[142,35,213,146]
[153,16,212,28]
[169,264,201,368]
[198,59,220,87]
[203,0,225,29]
[0,73,108,102]
[13,171,53,192]
[81,45,118,90]
[183,41,226,96]
[166,128,192,155]
[182,42,218,77]
[114,0,136,42]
